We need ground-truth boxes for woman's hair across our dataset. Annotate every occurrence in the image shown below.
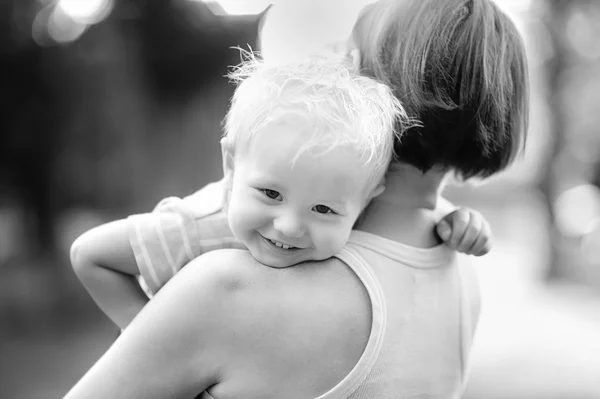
[353,0,530,178]
[223,51,411,190]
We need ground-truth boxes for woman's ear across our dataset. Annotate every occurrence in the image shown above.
[368,181,386,201]
[220,137,235,178]
[348,49,361,71]
[366,180,385,205]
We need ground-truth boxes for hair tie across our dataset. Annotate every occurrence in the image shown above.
[459,0,474,20]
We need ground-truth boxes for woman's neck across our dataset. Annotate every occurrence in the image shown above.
[378,163,448,208]
[356,163,450,247]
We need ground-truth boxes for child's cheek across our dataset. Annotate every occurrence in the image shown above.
[316,224,352,257]
[226,174,245,226]
[227,190,261,240]
[226,187,244,238]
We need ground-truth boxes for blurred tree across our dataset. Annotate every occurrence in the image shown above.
[0,0,263,260]
[0,0,67,254]
[134,0,262,102]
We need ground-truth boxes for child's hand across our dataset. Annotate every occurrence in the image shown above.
[436,208,493,256]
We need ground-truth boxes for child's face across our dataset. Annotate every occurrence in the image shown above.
[225,116,376,268]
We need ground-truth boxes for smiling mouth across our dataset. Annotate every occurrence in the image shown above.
[262,236,299,250]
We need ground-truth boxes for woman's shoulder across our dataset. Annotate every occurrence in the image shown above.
[181,251,370,329]
[172,249,370,337]
[183,249,364,295]
[182,248,261,290]
[173,251,372,398]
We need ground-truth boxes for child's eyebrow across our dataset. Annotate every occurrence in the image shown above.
[246,169,277,180]
[316,199,350,210]
[247,172,286,188]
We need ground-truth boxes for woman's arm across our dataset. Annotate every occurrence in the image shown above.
[64,250,249,399]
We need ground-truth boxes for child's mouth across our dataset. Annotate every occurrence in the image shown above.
[267,238,296,250]
[261,235,298,250]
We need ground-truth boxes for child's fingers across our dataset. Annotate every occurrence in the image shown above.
[471,221,493,256]
[472,237,491,256]
[436,220,452,241]
[457,211,483,254]
[447,209,471,249]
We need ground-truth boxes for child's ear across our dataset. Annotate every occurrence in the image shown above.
[220,137,235,177]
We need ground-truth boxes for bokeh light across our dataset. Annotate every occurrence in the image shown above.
[566,5,600,61]
[196,0,271,16]
[554,184,600,237]
[31,0,114,45]
[48,6,88,44]
[57,0,114,25]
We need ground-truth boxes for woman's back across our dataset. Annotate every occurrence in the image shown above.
[196,251,372,399]
[339,231,479,398]
[197,227,478,399]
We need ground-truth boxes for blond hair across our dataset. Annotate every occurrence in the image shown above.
[223,50,411,189]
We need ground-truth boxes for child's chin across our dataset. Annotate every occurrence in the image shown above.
[250,250,304,269]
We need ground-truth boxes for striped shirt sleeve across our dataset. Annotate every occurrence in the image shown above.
[128,199,203,295]
[127,179,240,296]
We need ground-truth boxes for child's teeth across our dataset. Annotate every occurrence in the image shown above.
[270,239,293,250]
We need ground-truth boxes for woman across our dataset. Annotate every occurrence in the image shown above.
[65,0,528,398]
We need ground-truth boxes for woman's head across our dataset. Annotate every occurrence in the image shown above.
[352,0,530,179]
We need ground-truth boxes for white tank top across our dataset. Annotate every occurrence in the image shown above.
[203,230,480,399]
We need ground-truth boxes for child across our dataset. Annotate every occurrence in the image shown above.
[71,53,492,330]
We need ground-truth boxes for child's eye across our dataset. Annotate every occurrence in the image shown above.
[313,204,336,215]
[260,189,282,201]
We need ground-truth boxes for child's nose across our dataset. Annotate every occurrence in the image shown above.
[273,212,305,238]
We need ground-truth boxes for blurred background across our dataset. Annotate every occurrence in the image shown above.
[0,0,599,398]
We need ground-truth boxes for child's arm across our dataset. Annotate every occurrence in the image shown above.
[70,219,149,329]
[436,198,493,256]
[71,201,209,330]
[71,181,237,330]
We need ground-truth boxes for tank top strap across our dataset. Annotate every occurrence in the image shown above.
[313,245,387,399]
